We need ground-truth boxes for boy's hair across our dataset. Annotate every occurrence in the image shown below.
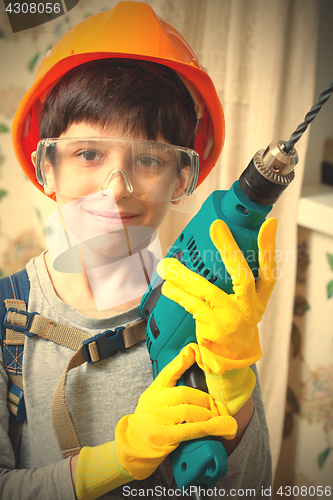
[39,59,197,148]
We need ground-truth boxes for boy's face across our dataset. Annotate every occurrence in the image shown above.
[45,122,186,228]
[38,122,186,259]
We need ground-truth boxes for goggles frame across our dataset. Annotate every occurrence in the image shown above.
[34,137,199,202]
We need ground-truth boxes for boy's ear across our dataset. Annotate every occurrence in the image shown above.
[43,164,56,196]
[31,151,55,196]
[171,166,191,202]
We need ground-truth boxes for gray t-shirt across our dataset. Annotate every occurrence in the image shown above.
[0,254,272,499]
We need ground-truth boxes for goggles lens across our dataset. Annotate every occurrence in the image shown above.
[35,137,199,202]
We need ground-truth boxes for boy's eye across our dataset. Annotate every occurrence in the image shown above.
[135,155,161,168]
[76,150,103,162]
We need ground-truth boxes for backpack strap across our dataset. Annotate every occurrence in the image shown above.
[4,297,147,458]
[0,270,30,457]
[4,307,146,359]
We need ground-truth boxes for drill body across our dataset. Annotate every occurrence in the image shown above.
[139,179,272,490]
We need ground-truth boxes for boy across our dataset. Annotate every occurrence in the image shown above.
[0,2,276,499]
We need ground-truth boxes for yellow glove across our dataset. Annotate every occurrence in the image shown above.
[76,344,237,500]
[115,343,237,480]
[75,441,133,500]
[157,218,277,414]
[204,367,257,414]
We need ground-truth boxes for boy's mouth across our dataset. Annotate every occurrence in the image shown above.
[85,209,139,225]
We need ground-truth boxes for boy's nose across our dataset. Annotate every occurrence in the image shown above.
[101,169,133,199]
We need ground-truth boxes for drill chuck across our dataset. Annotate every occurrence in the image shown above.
[239,140,298,205]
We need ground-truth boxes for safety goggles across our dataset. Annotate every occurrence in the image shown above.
[35,137,199,202]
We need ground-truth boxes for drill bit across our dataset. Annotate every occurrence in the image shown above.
[284,82,333,153]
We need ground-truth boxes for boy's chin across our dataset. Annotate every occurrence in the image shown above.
[81,236,133,261]
[79,227,156,264]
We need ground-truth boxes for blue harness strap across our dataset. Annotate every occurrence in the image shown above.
[0,270,30,376]
[0,270,30,458]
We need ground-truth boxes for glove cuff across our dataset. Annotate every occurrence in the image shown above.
[205,367,256,415]
[76,441,133,500]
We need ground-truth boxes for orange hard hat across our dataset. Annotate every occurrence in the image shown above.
[12,1,225,199]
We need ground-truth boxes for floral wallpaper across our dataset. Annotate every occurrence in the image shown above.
[301,365,333,455]
[274,226,333,495]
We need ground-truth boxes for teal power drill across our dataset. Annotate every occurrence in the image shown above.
[139,83,333,497]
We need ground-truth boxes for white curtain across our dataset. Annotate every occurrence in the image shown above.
[151,0,320,477]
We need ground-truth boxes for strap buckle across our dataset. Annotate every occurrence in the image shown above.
[4,308,39,337]
[8,382,27,422]
[82,327,126,364]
